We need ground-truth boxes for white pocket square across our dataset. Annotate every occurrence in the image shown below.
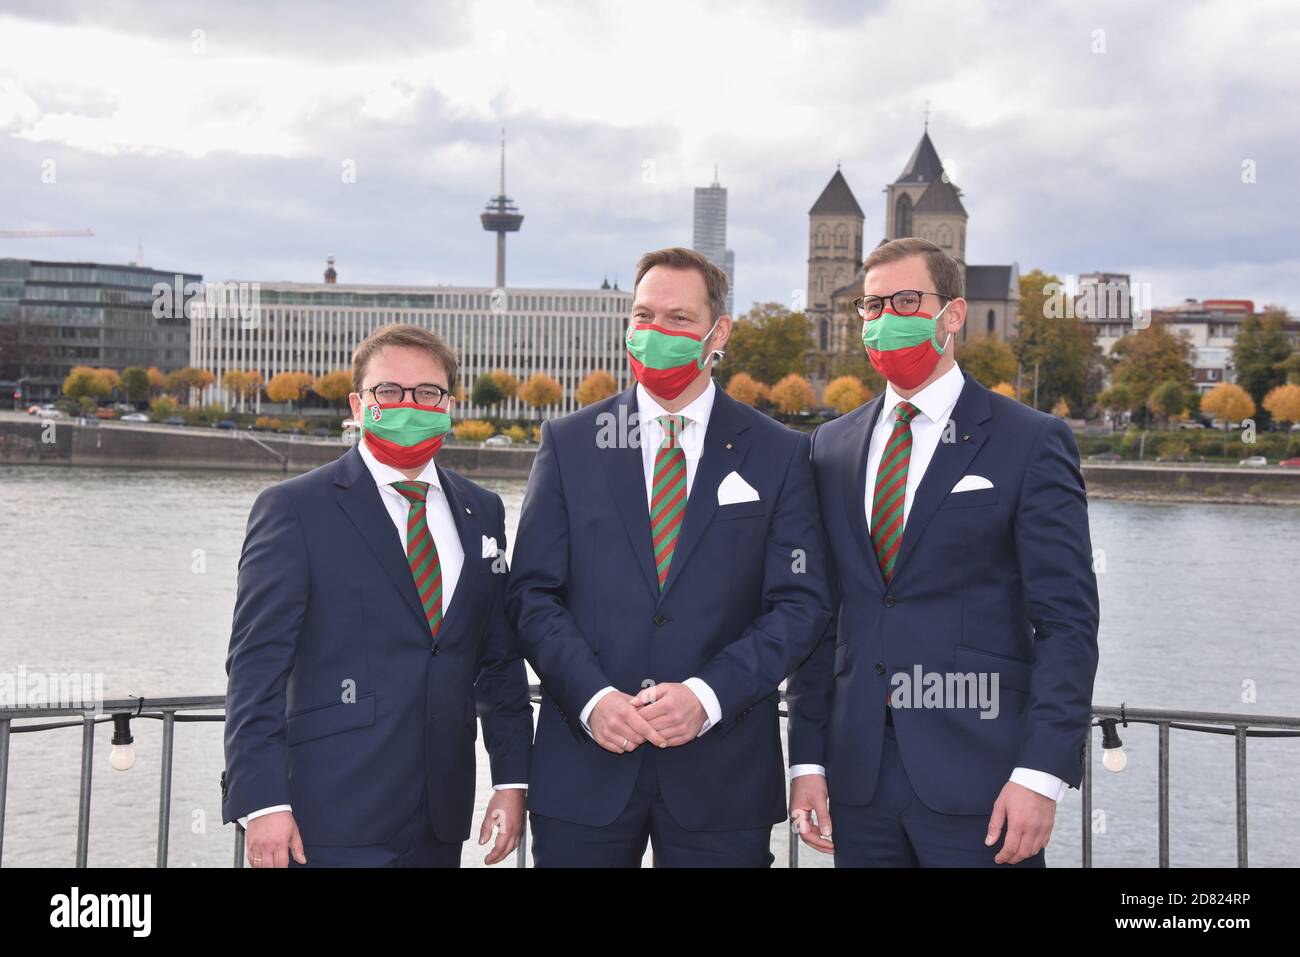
[717,470,760,505]
[481,535,499,558]
[951,474,994,493]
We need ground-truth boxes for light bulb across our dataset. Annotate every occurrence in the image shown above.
[110,743,136,771]
[1102,746,1127,773]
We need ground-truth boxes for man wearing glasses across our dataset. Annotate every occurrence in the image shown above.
[222,324,533,867]
[509,247,833,866]
[787,237,1099,867]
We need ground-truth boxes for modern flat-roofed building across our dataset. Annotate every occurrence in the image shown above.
[0,258,198,403]
[191,274,634,419]
[693,168,735,315]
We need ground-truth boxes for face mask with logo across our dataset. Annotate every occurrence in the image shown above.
[625,319,722,401]
[359,401,452,470]
[861,301,953,391]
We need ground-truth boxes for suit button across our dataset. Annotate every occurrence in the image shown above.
[883,595,895,607]
[653,614,668,626]
[875,662,885,675]
[431,645,440,656]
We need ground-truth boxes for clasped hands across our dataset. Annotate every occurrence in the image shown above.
[589,683,706,753]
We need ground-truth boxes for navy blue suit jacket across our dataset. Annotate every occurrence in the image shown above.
[507,385,833,830]
[788,373,1099,814]
[221,446,532,845]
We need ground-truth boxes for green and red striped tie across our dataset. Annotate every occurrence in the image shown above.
[392,480,443,639]
[651,414,689,590]
[870,400,920,584]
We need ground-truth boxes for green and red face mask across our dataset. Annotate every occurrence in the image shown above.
[359,401,451,470]
[625,319,721,400]
[861,302,953,391]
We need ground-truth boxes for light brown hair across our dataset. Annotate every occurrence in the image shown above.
[351,324,460,392]
[634,247,730,320]
[863,237,964,301]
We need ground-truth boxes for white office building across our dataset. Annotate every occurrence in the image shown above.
[191,278,634,419]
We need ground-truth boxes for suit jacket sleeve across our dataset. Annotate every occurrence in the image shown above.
[506,419,613,719]
[1012,416,1100,786]
[475,493,534,786]
[694,430,834,728]
[786,424,840,767]
[222,485,307,822]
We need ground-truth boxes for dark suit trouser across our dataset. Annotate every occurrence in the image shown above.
[288,789,462,868]
[830,724,1046,868]
[530,748,774,868]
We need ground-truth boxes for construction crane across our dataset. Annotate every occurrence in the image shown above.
[0,228,94,238]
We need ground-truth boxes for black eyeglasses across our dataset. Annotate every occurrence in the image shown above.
[854,290,952,321]
[360,382,451,406]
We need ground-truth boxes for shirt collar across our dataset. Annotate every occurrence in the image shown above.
[357,436,443,492]
[635,378,716,431]
[881,362,965,425]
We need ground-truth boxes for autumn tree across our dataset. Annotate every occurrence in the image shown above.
[957,335,1018,388]
[163,367,216,406]
[1108,320,1193,422]
[517,373,563,410]
[828,348,885,394]
[147,367,166,396]
[1263,384,1300,450]
[770,373,815,415]
[575,370,618,407]
[725,372,769,407]
[265,371,315,410]
[471,374,506,409]
[312,370,353,410]
[62,366,118,402]
[487,369,519,399]
[1201,382,1256,456]
[721,303,813,388]
[452,419,495,442]
[991,382,1017,399]
[823,375,872,414]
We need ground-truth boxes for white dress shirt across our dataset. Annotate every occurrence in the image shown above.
[789,364,1069,802]
[578,381,723,739]
[240,440,522,830]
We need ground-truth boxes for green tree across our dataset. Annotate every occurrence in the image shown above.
[721,303,813,388]
[1148,380,1188,428]
[1231,309,1292,410]
[472,373,506,408]
[119,366,151,404]
[957,335,1018,388]
[1108,320,1194,423]
[1014,269,1103,412]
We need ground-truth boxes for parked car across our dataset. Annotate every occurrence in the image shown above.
[94,408,117,420]
[215,420,237,430]
[483,434,512,447]
[311,427,331,437]
[1238,456,1268,467]
[120,412,150,423]
[1088,451,1123,462]
[34,405,65,419]
[163,416,186,426]
[1177,420,1208,430]
[1278,458,1300,469]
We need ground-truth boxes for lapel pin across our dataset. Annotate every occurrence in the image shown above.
[465,506,472,514]
[725,442,733,450]
[962,434,970,442]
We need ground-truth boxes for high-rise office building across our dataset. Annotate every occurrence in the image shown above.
[692,167,735,315]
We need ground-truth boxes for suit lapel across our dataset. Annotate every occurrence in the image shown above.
[658,389,751,602]
[891,374,991,583]
[842,394,887,591]
[435,466,486,637]
[333,446,430,634]
[599,387,661,599]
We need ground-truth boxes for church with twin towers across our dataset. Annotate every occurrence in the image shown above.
[805,128,1021,370]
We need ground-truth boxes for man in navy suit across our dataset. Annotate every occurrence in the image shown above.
[508,247,833,867]
[788,238,1099,867]
[222,324,532,867]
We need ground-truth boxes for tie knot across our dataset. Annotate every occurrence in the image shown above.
[894,400,920,424]
[392,480,429,504]
[657,414,688,446]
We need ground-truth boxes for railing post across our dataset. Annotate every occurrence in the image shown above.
[1235,725,1248,868]
[1081,724,1092,868]
[0,717,10,867]
[516,819,527,868]
[1158,722,1169,867]
[156,710,175,868]
[75,712,95,867]
[788,822,800,869]
[234,824,245,868]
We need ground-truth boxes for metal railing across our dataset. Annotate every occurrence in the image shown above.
[1,691,1296,868]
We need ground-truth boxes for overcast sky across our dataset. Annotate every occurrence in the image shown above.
[1,0,1296,313]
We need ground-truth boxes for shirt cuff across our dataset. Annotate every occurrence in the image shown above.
[238,804,292,829]
[579,686,618,739]
[492,783,528,790]
[789,764,827,779]
[1010,767,1069,801]
[682,677,721,736]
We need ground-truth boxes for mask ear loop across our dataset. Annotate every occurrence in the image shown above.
[697,316,725,370]
[932,300,954,354]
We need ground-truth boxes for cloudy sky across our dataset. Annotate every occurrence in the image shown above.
[1,0,1296,312]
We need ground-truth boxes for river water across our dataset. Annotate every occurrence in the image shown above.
[1,464,1297,868]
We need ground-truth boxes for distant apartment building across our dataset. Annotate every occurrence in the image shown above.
[692,170,735,315]
[191,272,633,419]
[0,258,198,404]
